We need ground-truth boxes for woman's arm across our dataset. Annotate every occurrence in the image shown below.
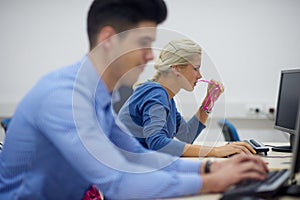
[182,142,256,157]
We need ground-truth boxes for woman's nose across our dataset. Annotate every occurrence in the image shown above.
[197,71,202,79]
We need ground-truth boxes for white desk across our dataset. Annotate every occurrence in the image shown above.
[163,142,299,200]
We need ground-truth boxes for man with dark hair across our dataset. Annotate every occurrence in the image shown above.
[0,0,267,199]
[87,0,167,49]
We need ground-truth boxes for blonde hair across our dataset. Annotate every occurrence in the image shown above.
[151,39,202,81]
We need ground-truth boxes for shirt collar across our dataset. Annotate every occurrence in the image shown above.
[79,56,120,110]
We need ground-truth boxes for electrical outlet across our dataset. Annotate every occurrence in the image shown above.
[246,104,264,115]
[266,106,276,120]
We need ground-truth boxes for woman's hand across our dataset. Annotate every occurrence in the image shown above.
[209,141,256,157]
[202,80,224,111]
[207,79,224,99]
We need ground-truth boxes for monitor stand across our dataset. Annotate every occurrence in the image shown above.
[279,184,300,197]
[272,134,294,153]
[272,146,292,152]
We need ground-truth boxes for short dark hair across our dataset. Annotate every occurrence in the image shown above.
[87,0,167,49]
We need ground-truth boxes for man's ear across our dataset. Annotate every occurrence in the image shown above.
[96,26,116,49]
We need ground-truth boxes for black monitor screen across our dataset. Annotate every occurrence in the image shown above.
[274,69,300,134]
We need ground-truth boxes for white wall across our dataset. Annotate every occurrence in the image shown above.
[0,0,93,116]
[1,0,300,119]
[161,0,300,118]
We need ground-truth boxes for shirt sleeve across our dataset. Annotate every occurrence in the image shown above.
[175,110,206,143]
[141,98,187,156]
[112,117,202,174]
[37,88,202,199]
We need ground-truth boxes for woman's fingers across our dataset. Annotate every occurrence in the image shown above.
[209,79,224,93]
[226,142,254,156]
[230,142,257,154]
[214,145,248,157]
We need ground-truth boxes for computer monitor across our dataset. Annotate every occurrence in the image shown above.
[290,103,300,179]
[273,69,300,152]
[283,100,300,196]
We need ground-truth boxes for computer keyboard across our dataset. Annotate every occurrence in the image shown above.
[244,139,269,155]
[221,169,290,199]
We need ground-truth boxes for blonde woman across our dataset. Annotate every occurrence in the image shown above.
[118,39,256,157]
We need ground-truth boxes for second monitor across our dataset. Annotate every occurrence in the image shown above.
[273,69,300,152]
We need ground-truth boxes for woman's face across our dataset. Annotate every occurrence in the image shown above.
[178,55,202,91]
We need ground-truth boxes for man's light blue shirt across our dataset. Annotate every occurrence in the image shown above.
[0,57,202,200]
